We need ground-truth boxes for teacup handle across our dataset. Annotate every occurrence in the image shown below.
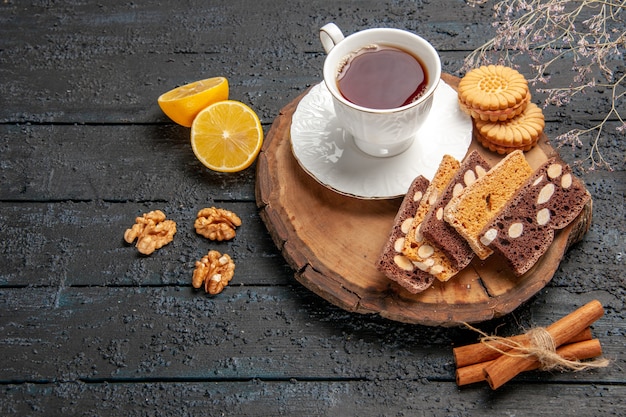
[320,23,344,54]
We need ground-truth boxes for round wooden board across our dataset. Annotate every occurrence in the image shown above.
[255,73,592,327]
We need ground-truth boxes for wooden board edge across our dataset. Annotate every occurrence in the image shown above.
[254,75,595,327]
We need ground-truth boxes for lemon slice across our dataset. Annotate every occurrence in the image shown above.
[158,77,229,127]
[190,100,264,172]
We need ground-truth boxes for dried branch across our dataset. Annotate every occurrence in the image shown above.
[464,0,625,171]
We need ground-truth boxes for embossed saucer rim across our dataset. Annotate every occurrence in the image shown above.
[289,80,473,199]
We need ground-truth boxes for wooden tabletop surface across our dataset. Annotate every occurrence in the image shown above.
[1,1,624,416]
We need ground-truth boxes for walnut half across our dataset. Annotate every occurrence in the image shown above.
[192,250,235,295]
[124,210,176,255]
[194,207,242,241]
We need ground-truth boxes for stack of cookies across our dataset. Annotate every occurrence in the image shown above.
[458,65,545,154]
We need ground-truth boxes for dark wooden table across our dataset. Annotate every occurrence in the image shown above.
[1,1,624,415]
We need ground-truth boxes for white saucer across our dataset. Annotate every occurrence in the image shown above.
[290,80,472,199]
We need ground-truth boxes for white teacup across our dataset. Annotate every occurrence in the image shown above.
[320,23,441,157]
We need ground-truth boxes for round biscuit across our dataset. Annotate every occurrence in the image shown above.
[474,130,539,154]
[458,65,530,113]
[461,93,531,122]
[474,102,545,148]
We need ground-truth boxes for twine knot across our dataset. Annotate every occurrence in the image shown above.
[464,323,609,372]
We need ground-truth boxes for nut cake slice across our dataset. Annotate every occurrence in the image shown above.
[421,150,491,270]
[478,159,591,275]
[377,176,435,293]
[444,150,533,260]
[401,155,462,282]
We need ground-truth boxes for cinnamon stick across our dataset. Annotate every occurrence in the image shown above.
[456,338,603,386]
[483,299,604,390]
[453,327,592,368]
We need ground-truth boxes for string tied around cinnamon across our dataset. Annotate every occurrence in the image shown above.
[463,323,610,372]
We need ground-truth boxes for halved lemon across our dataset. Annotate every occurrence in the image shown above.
[190,100,264,172]
[158,77,229,127]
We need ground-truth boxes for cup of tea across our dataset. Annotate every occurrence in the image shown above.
[319,23,441,157]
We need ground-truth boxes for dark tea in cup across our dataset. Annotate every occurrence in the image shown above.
[320,23,441,157]
[336,45,428,110]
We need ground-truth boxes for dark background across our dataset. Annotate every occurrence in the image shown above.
[1,1,624,415]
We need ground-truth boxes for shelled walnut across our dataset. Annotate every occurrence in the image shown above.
[124,210,176,255]
[192,250,235,295]
[194,207,242,241]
